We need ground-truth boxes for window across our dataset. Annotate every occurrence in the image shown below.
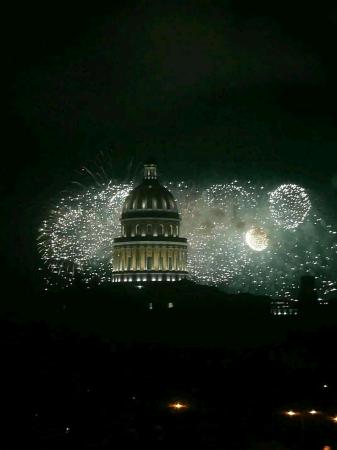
[147,224,152,235]
[135,224,140,236]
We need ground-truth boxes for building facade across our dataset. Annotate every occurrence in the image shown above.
[112,161,188,283]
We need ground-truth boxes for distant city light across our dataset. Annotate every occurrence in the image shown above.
[285,410,298,416]
[169,401,187,410]
[309,409,318,415]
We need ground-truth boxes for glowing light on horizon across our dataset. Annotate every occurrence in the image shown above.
[169,401,188,410]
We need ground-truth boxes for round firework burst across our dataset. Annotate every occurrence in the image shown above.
[269,184,311,229]
[245,227,269,251]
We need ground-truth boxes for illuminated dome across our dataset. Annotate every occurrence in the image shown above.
[122,169,179,219]
[112,161,188,283]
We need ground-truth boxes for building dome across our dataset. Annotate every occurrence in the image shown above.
[122,178,179,219]
[112,161,188,283]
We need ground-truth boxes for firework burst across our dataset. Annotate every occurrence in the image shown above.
[38,183,132,288]
[38,179,337,300]
[269,184,311,229]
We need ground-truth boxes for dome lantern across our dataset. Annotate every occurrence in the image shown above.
[144,161,157,180]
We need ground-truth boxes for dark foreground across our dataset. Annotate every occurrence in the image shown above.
[1,283,337,449]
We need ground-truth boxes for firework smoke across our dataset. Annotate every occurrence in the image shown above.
[38,179,337,300]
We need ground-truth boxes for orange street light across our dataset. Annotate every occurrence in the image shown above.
[332,415,337,423]
[169,401,188,411]
[285,410,299,416]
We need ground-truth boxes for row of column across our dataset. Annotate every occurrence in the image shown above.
[113,245,187,272]
[122,222,179,238]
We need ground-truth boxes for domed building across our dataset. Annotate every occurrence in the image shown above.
[112,161,188,283]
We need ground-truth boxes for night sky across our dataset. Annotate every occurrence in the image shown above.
[4,1,337,285]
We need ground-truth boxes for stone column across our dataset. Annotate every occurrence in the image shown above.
[173,247,178,270]
[140,246,146,271]
[167,247,172,270]
[162,246,167,270]
[119,247,123,271]
[153,246,160,270]
[131,246,137,270]
[179,248,183,270]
